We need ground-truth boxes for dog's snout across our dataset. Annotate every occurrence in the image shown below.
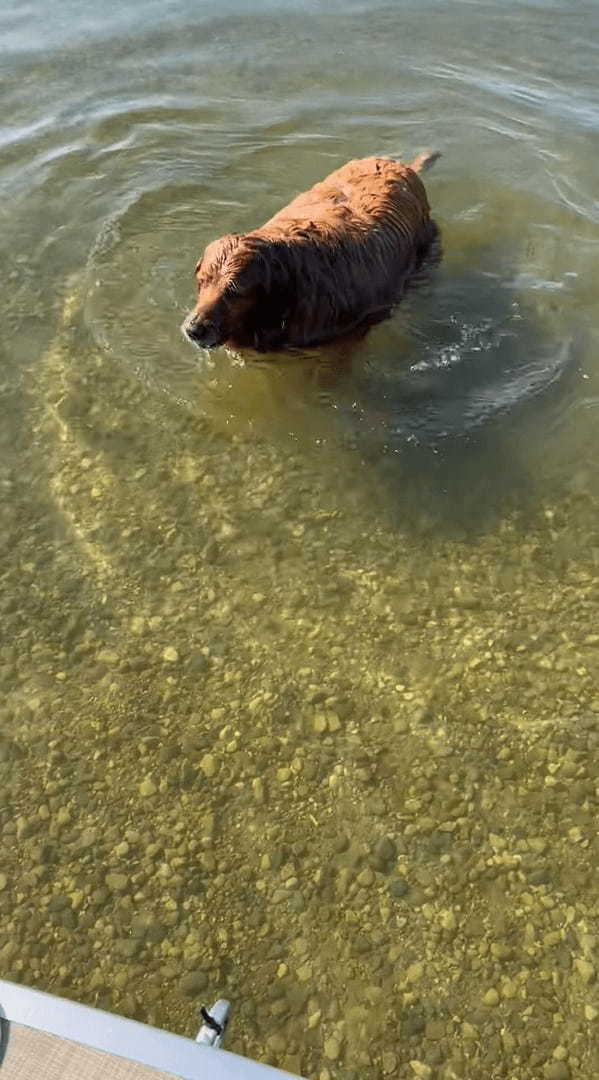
[182,315,220,348]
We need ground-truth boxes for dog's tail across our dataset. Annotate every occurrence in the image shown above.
[409,149,441,173]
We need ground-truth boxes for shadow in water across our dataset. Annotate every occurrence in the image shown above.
[335,278,582,536]
[218,251,582,537]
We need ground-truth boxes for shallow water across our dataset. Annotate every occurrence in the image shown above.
[2,1,599,1077]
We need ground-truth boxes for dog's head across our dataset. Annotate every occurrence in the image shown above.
[182,233,293,351]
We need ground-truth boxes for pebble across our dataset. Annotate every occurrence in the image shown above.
[373,836,397,866]
[501,978,517,999]
[270,1000,288,1020]
[324,1037,341,1061]
[406,962,424,984]
[266,1033,286,1055]
[105,873,128,892]
[490,942,511,960]
[409,1062,433,1079]
[543,1063,570,1080]
[439,909,456,931]
[0,874,7,891]
[252,777,265,803]
[97,650,119,665]
[425,1019,445,1041]
[163,646,179,663]
[389,878,409,899]
[382,1050,398,1074]
[483,988,500,1006]
[16,816,36,840]
[78,827,98,848]
[139,778,157,798]
[327,712,341,732]
[575,958,596,984]
[200,754,219,779]
[188,654,210,675]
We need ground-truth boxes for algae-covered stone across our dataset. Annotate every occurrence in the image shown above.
[324,1037,341,1061]
[575,958,596,984]
[139,777,157,797]
[200,754,219,779]
[313,712,328,734]
[544,1063,570,1080]
[382,1050,398,1074]
[409,1062,432,1079]
[105,872,128,892]
[406,962,424,984]
[357,867,374,887]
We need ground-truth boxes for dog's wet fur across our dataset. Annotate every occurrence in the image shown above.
[182,152,440,354]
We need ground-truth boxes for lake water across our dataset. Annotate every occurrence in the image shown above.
[2,1,599,1077]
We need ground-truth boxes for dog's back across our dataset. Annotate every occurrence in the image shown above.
[262,154,439,239]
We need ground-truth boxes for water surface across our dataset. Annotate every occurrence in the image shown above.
[2,2,599,1077]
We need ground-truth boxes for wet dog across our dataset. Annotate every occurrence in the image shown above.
[182,152,440,353]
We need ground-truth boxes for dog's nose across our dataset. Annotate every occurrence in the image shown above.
[182,316,220,348]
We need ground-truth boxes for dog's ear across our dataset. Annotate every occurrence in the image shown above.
[250,248,296,349]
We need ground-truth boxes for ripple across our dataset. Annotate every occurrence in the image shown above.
[85,173,584,460]
[423,59,599,132]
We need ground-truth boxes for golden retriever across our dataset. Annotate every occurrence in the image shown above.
[182,151,440,353]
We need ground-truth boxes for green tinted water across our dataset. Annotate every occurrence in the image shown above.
[1,2,599,1077]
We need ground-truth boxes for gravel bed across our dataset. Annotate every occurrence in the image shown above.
[1,287,599,1079]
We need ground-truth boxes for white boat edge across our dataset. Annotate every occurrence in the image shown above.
[0,978,303,1080]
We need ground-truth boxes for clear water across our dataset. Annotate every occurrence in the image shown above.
[2,2,599,1077]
